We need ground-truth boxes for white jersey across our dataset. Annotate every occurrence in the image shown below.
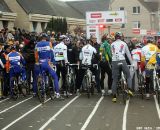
[111,39,132,64]
[80,44,97,65]
[54,41,68,62]
[141,43,157,61]
[131,48,142,62]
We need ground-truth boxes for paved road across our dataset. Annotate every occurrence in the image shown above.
[0,92,160,130]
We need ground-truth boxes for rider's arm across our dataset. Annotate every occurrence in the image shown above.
[64,45,68,63]
[34,45,39,63]
[125,43,133,65]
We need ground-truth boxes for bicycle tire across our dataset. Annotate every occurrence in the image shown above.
[37,76,45,103]
[11,77,19,100]
[91,83,95,95]
[47,76,55,100]
[121,80,128,105]
[138,74,145,99]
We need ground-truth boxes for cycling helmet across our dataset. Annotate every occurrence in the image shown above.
[10,45,16,50]
[59,35,67,40]
[135,43,142,48]
[40,33,48,38]
[65,37,70,44]
[115,32,123,39]
[146,36,154,43]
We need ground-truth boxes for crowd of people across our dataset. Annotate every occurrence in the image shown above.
[0,27,160,103]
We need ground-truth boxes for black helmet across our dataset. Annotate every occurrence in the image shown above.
[146,36,154,43]
[115,32,123,39]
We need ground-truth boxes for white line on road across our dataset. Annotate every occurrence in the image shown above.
[1,98,51,130]
[154,95,160,120]
[122,99,130,130]
[39,96,79,130]
[0,97,32,114]
[80,96,104,130]
[0,98,9,103]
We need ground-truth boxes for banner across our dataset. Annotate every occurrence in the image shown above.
[86,11,125,25]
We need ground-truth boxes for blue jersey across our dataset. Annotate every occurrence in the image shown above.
[8,51,25,66]
[35,41,52,62]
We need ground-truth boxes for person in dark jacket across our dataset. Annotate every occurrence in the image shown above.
[22,39,35,93]
[90,35,101,93]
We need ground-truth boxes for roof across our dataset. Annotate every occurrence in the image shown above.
[0,0,12,12]
[46,0,84,19]
[67,0,110,15]
[138,0,159,12]
[16,0,110,19]
[16,0,54,15]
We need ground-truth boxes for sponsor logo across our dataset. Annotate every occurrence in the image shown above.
[115,18,122,22]
[98,19,105,23]
[109,12,118,16]
[91,13,102,18]
[106,19,113,22]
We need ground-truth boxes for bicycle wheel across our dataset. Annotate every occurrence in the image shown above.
[47,76,55,100]
[83,76,90,98]
[20,80,29,97]
[121,80,128,105]
[11,77,19,100]
[138,74,145,99]
[37,76,45,103]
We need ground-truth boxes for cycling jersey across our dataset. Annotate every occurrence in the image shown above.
[131,48,142,62]
[111,39,132,64]
[141,43,157,63]
[99,40,112,62]
[80,44,97,65]
[54,41,68,63]
[35,41,52,62]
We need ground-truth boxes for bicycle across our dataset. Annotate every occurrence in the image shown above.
[36,65,56,103]
[153,65,160,104]
[10,68,28,100]
[82,64,98,98]
[117,63,134,104]
[65,63,79,97]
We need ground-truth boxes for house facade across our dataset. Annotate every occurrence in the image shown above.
[110,0,160,38]
[0,0,17,30]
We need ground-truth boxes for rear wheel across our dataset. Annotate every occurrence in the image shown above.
[11,77,19,100]
[37,76,45,103]
[47,76,55,100]
[138,74,145,99]
[84,76,90,98]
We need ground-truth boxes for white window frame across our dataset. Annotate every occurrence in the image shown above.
[133,6,140,14]
[132,21,140,29]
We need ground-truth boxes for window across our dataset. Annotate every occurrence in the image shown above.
[133,6,140,14]
[119,7,124,10]
[132,21,140,28]
[121,24,125,28]
[2,21,8,28]
[41,22,45,31]
[32,22,37,31]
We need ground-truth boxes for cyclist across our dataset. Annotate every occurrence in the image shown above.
[53,35,70,96]
[34,33,63,99]
[76,39,97,95]
[141,36,158,99]
[99,34,112,95]
[111,32,133,102]
[6,45,26,98]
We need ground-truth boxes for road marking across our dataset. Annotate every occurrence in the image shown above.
[154,95,160,120]
[39,96,79,130]
[1,98,51,130]
[80,96,104,130]
[0,97,32,114]
[0,98,9,103]
[122,99,130,130]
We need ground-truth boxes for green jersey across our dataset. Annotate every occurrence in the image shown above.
[99,40,112,62]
